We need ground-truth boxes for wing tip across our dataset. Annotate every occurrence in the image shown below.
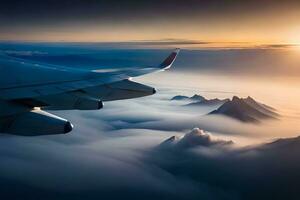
[174,48,181,53]
[159,48,180,69]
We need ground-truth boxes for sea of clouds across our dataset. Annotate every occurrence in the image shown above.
[1,86,300,200]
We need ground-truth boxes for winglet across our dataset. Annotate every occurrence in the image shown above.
[159,48,180,70]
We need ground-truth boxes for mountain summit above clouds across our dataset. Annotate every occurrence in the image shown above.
[209,96,278,123]
[171,94,206,101]
[186,97,229,107]
[171,94,229,106]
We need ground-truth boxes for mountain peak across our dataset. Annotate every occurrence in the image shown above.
[209,96,278,123]
[185,97,229,107]
[232,96,241,101]
[159,135,180,147]
[171,94,206,102]
[190,94,206,101]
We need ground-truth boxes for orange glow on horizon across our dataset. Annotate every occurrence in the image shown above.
[1,6,300,47]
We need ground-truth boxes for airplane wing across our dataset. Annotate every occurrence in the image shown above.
[0,49,180,136]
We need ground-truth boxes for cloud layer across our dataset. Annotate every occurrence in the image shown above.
[0,87,299,200]
[147,129,300,200]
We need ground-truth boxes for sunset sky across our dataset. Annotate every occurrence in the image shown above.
[1,0,300,45]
